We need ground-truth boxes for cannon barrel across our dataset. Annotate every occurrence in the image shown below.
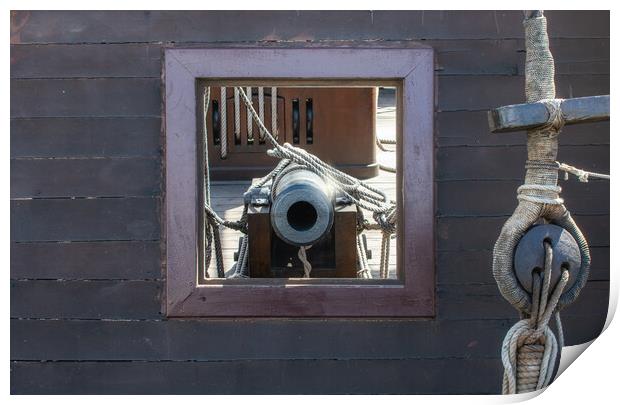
[270,168,334,246]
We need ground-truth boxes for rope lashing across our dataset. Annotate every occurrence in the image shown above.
[492,12,593,394]
[356,234,372,279]
[501,241,570,394]
[298,245,313,278]
[558,162,610,182]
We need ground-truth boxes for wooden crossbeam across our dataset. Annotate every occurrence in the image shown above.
[488,95,609,133]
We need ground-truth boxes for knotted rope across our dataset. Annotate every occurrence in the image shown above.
[493,12,596,393]
[501,241,570,394]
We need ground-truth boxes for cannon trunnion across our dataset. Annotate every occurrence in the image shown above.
[244,168,358,278]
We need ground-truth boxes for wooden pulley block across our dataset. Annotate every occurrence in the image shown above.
[513,224,581,294]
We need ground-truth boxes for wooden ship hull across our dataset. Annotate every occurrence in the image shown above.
[10,10,609,394]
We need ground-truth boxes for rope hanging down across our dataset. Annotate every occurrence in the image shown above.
[203,86,397,279]
[492,11,608,394]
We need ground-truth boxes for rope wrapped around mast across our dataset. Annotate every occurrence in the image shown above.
[493,12,592,394]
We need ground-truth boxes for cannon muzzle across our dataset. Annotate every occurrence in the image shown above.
[271,168,334,246]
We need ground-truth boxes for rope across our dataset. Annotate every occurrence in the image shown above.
[356,234,372,279]
[493,11,591,317]
[271,87,278,139]
[501,242,569,394]
[493,12,595,394]
[558,162,610,182]
[234,87,241,144]
[220,87,228,159]
[246,86,254,143]
[203,86,226,278]
[258,87,265,142]
[298,245,313,278]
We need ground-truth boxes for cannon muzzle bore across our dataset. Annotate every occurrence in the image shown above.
[271,168,334,246]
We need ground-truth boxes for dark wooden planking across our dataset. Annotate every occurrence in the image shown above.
[11,157,160,198]
[11,44,161,78]
[437,247,609,285]
[11,198,160,242]
[10,117,161,158]
[11,279,607,322]
[10,241,161,280]
[438,74,609,112]
[438,281,609,321]
[9,39,609,79]
[10,10,609,44]
[437,179,610,217]
[10,78,160,118]
[437,145,609,180]
[9,319,510,361]
[10,316,602,363]
[10,358,503,394]
[10,280,162,319]
[489,95,610,133]
[432,38,609,76]
[437,215,609,251]
[437,111,610,147]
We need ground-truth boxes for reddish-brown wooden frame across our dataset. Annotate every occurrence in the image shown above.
[164,45,434,317]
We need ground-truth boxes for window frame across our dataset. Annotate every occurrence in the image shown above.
[164,45,435,317]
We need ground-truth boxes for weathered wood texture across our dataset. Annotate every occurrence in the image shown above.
[10,10,609,394]
[489,95,610,133]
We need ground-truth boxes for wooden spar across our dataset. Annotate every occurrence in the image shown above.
[488,94,610,133]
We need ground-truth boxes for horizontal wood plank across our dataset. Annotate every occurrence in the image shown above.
[9,357,505,394]
[437,179,609,216]
[437,111,610,147]
[10,278,608,322]
[11,43,162,78]
[437,145,609,180]
[432,38,609,76]
[438,74,609,112]
[9,314,601,363]
[11,198,160,242]
[10,39,609,79]
[10,280,162,319]
[10,117,161,158]
[10,10,609,44]
[10,78,161,118]
[11,157,161,198]
[8,319,511,361]
[437,215,609,251]
[10,241,161,280]
[8,75,609,119]
[489,95,610,133]
[437,247,609,285]
[437,281,608,321]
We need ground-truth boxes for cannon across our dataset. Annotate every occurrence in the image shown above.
[242,167,361,278]
[271,168,335,246]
